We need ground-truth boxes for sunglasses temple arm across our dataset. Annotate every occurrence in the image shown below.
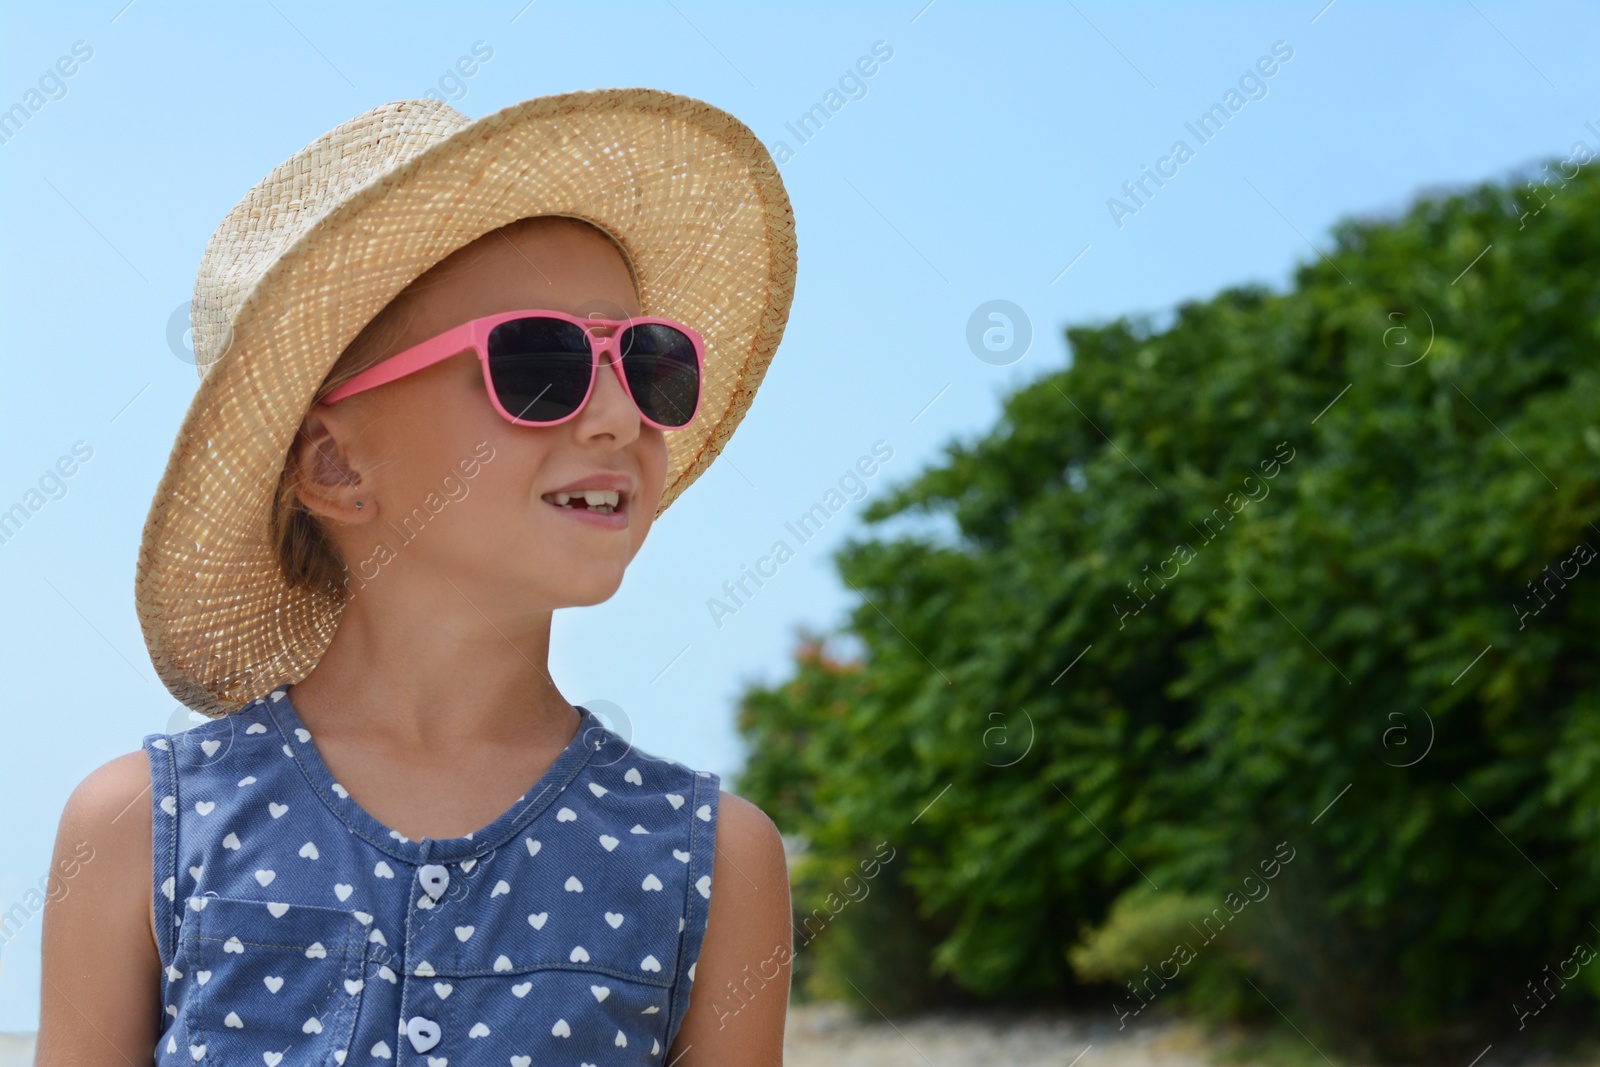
[320,321,479,404]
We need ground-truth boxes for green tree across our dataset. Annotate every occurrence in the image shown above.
[732,157,1600,1061]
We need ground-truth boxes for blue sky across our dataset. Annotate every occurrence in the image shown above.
[1,0,1595,1029]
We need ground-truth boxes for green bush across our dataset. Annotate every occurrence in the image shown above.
[730,158,1600,1060]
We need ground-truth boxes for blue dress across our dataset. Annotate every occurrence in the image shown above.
[141,684,720,1065]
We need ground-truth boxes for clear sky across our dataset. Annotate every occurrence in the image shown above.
[1,0,1595,1030]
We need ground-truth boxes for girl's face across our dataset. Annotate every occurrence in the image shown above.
[295,218,669,612]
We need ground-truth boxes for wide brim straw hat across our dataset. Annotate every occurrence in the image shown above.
[135,88,797,718]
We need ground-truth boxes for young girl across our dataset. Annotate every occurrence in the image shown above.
[37,90,797,1066]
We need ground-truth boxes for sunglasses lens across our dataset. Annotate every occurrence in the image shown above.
[486,317,593,422]
[619,323,700,429]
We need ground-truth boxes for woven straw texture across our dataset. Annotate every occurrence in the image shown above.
[135,88,797,718]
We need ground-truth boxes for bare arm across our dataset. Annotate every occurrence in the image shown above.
[35,748,161,1067]
[668,790,792,1066]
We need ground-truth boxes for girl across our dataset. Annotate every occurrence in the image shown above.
[38,89,797,1066]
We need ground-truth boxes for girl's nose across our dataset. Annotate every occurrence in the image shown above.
[579,339,641,429]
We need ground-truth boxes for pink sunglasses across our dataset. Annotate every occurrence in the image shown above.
[318,308,706,431]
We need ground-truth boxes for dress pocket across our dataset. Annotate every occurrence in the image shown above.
[177,894,369,1066]
[427,968,675,1064]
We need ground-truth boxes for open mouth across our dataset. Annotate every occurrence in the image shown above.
[541,489,624,515]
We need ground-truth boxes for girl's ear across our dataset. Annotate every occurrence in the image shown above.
[289,407,371,524]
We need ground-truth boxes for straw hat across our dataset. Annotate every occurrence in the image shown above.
[135,88,798,718]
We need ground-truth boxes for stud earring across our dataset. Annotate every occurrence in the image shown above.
[355,501,364,510]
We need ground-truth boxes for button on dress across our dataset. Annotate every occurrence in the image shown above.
[142,684,720,1065]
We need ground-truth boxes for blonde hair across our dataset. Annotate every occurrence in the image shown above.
[271,215,639,600]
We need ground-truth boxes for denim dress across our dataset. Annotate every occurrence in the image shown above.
[142,684,720,1065]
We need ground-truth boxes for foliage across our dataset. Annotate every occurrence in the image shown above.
[730,158,1600,1060]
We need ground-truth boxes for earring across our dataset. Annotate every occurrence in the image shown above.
[355,501,364,510]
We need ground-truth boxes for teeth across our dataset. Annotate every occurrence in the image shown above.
[547,489,621,511]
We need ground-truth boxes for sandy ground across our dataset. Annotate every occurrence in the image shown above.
[784,1001,1218,1067]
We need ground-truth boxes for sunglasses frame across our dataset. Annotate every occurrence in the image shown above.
[317,308,707,431]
